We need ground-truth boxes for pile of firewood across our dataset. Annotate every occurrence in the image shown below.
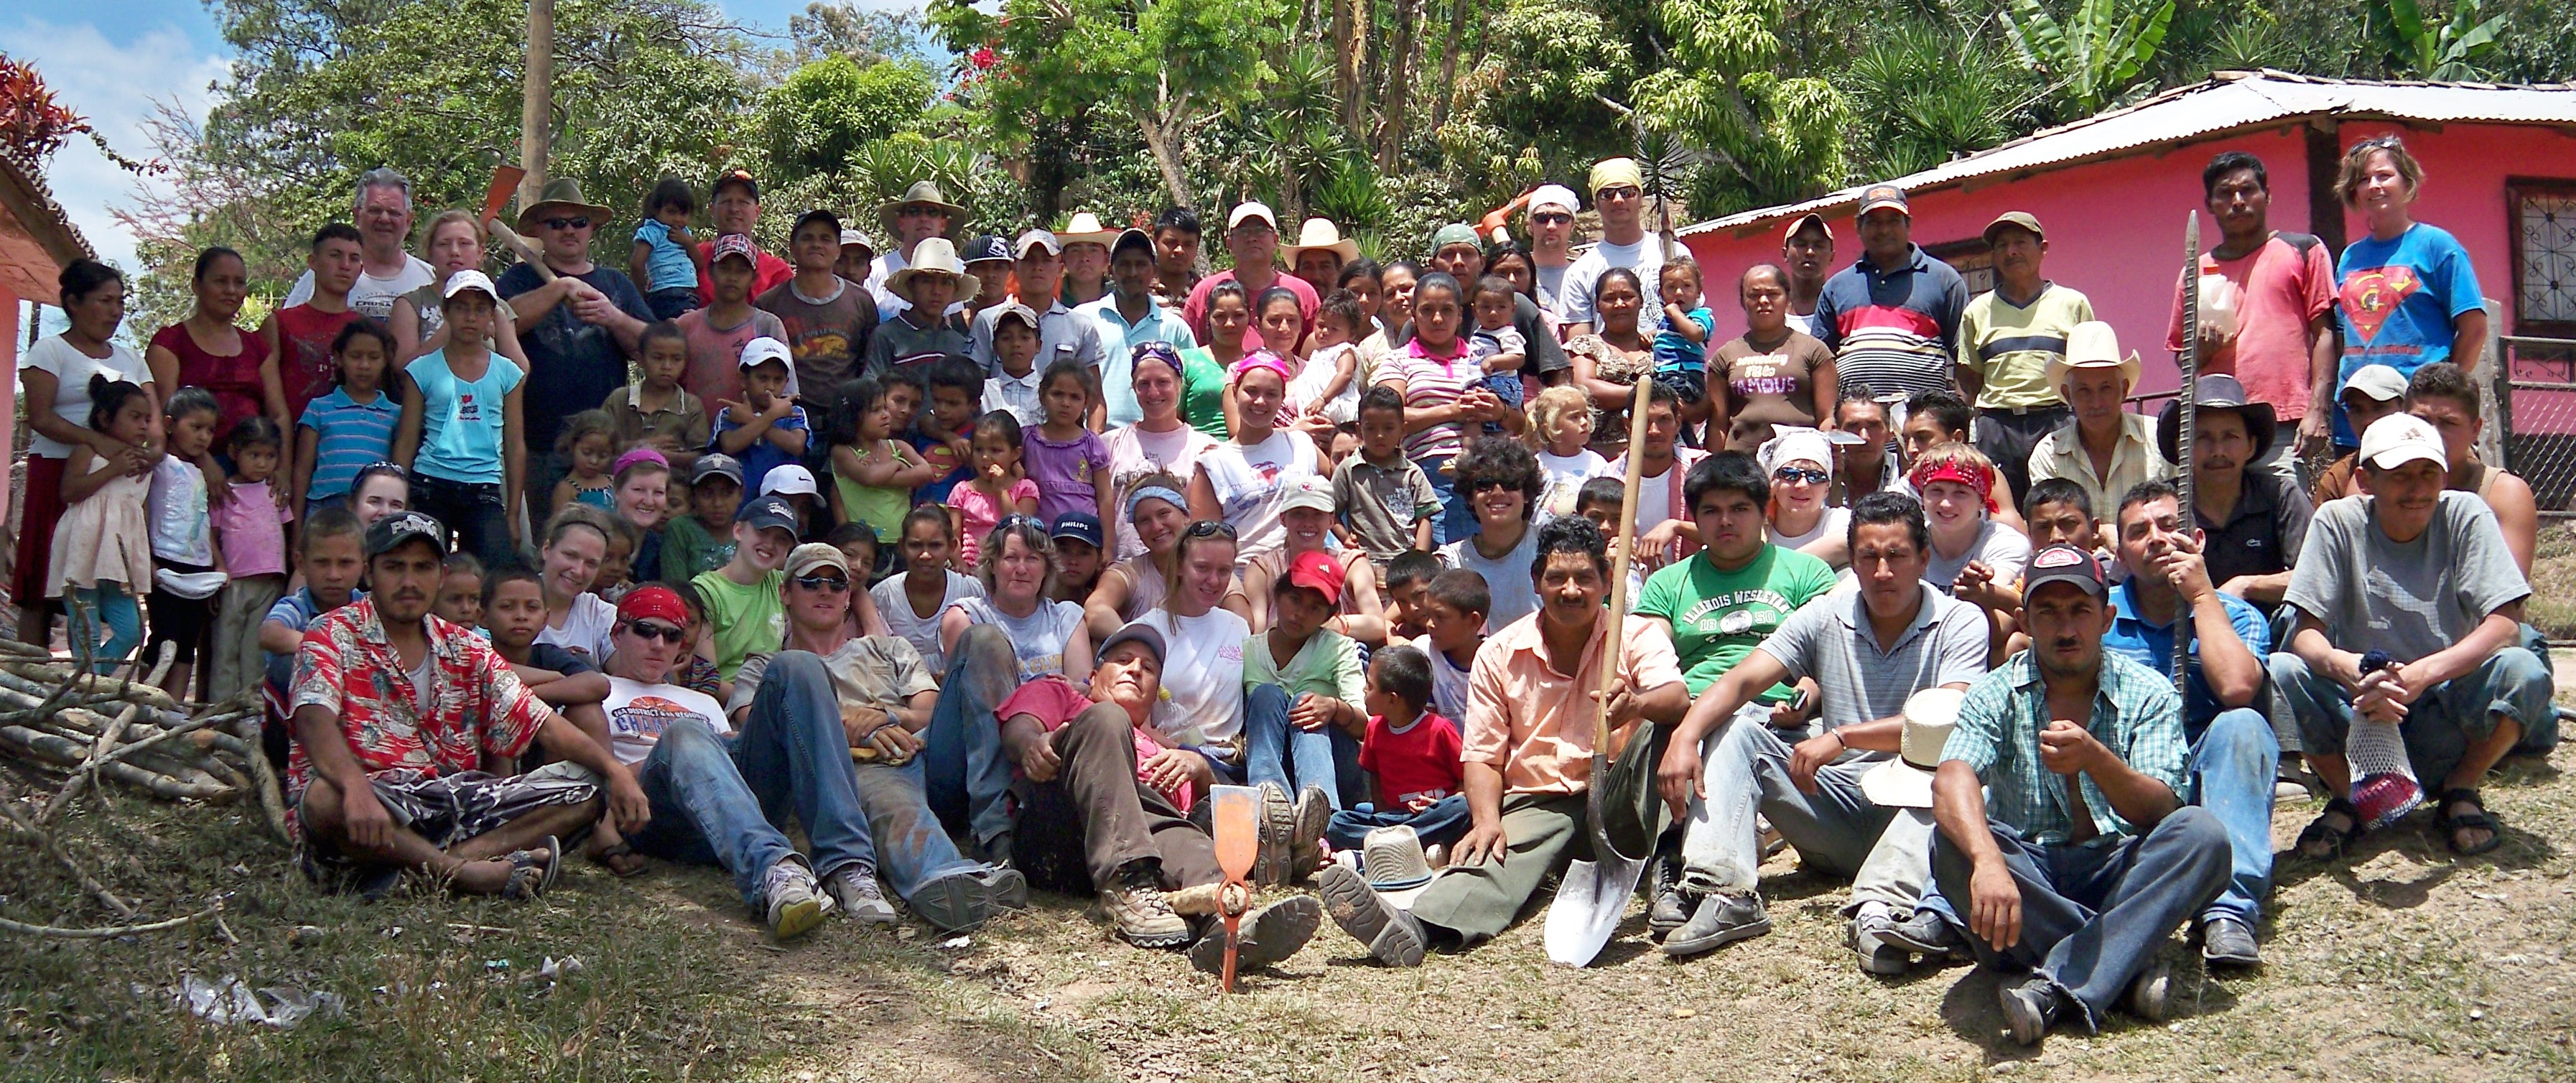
[0,638,285,837]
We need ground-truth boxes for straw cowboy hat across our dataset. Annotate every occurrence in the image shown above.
[1861,687,1966,809]
[884,237,980,303]
[1055,211,1119,249]
[878,180,967,232]
[2044,320,2142,399]
[1282,218,1359,264]
[516,177,613,233]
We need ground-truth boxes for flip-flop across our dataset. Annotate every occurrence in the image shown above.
[496,837,562,900]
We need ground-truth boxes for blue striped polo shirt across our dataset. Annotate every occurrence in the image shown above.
[297,386,400,498]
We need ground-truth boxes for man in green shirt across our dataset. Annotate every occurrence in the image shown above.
[1633,452,1838,933]
[1956,212,2095,509]
[691,493,801,680]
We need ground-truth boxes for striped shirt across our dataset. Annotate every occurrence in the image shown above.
[1940,649,2186,846]
[297,386,401,499]
[1385,335,1481,462]
[1812,245,1968,402]
[1958,282,2093,411]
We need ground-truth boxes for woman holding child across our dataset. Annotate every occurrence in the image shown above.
[17,261,157,648]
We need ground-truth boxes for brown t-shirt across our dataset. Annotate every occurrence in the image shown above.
[1713,330,1833,452]
[755,278,878,418]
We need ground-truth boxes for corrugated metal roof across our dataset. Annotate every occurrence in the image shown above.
[1679,70,2576,239]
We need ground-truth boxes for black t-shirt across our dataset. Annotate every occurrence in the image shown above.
[528,642,597,677]
[497,263,654,448]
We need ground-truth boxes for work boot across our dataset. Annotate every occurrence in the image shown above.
[2000,976,2061,1046]
[2200,916,2260,968]
[1318,865,1427,967]
[1648,857,1693,939]
[1288,784,1331,883]
[1254,783,1296,886]
[1186,896,1324,975]
[1662,892,1770,957]
[761,859,834,941]
[1099,863,1190,948]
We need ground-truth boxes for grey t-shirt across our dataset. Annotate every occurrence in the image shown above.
[1924,519,2032,592]
[1438,525,1543,633]
[2284,491,2530,662]
[870,570,985,675]
[1756,582,1989,735]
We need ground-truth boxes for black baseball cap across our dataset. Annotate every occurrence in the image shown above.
[2022,544,2108,600]
[734,494,800,534]
[365,511,450,559]
[962,234,1012,265]
[1097,622,1167,667]
[710,169,758,201]
[1050,512,1105,549]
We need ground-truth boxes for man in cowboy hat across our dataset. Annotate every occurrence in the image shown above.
[1653,489,1983,970]
[1283,217,1358,298]
[1056,212,1118,307]
[868,180,967,324]
[1182,201,1319,353]
[865,237,976,377]
[2026,322,2172,526]
[1080,228,1198,427]
[1958,212,2094,509]
[2158,373,2310,610]
[1561,157,1667,338]
[694,169,794,305]
[1524,185,1580,317]
[499,176,654,454]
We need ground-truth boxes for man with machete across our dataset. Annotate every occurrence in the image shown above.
[1318,517,1688,965]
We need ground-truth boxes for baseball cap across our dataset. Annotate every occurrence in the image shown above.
[1856,184,1910,217]
[693,453,744,486]
[1285,549,1346,606]
[990,302,1041,333]
[617,584,688,627]
[1110,227,1155,260]
[840,228,875,251]
[1781,212,1832,245]
[365,510,450,559]
[734,494,799,533]
[440,269,498,301]
[2343,364,2409,404]
[2022,544,2108,600]
[784,542,849,579]
[711,232,759,266]
[1527,184,1580,216]
[1050,512,1105,549]
[1226,201,1279,231]
[1097,621,1168,667]
[738,335,791,371]
[710,169,758,200]
[1981,211,2045,244]
[1280,475,1336,515]
[1430,223,1481,254]
[962,234,1013,266]
[2357,413,2449,472]
[1013,229,1062,259]
[761,464,818,498]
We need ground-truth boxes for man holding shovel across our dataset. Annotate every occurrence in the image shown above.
[1319,516,1688,965]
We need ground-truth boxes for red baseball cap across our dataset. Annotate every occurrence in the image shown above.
[1285,550,1345,606]
[618,585,689,626]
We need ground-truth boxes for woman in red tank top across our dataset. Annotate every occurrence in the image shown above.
[145,247,282,450]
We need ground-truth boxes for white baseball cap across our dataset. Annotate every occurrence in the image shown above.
[440,269,498,301]
[2343,364,2409,404]
[1527,185,1580,216]
[2356,413,2448,472]
[1226,201,1279,231]
[761,464,819,498]
[738,336,791,371]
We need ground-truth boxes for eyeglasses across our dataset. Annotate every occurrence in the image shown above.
[792,573,850,593]
[1773,467,1830,485]
[543,217,591,231]
[1182,520,1238,540]
[1532,213,1573,226]
[623,620,688,644]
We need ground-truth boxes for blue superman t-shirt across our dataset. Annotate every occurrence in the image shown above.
[2333,223,2480,445]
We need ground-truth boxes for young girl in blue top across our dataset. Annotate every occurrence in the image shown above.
[394,269,525,567]
[630,175,704,320]
[292,319,400,520]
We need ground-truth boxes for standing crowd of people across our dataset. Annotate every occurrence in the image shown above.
[12,134,2552,1046]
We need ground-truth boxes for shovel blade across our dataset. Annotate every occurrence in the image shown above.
[1209,785,1260,883]
[1542,854,1649,967]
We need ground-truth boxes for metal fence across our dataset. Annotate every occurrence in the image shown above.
[2498,330,2576,515]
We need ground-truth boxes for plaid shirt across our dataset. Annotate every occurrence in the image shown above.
[1940,648,2185,846]
[287,598,552,791]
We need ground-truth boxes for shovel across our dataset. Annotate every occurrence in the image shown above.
[1542,373,1656,967]
[1206,784,1260,993]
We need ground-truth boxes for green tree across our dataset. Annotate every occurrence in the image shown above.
[1464,0,1640,174]
[2368,0,2504,80]
[1629,0,1848,216]
[2001,0,2177,116]
[755,56,936,183]
[1841,20,2040,180]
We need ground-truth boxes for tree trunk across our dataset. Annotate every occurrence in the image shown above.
[519,0,554,203]
[1138,113,1194,213]
[1334,0,1362,136]
[1430,0,1469,132]
[1378,0,1419,169]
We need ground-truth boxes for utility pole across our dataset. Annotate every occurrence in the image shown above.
[519,0,554,203]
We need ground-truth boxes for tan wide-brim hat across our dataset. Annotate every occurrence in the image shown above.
[1056,211,1118,250]
[2044,320,2142,399]
[878,180,967,233]
[885,237,980,303]
[516,177,613,234]
[1282,217,1358,264]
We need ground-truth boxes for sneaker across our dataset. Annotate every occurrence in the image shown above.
[2125,958,2173,1022]
[762,860,833,940]
[1186,895,1324,974]
[1847,911,1908,975]
[1757,815,1787,859]
[827,865,898,925]
[1882,907,1964,957]
[907,869,1000,932]
[1288,784,1331,882]
[1099,865,1191,948]
[1662,891,1770,957]
[978,866,1029,911]
[976,832,1014,868]
[1647,858,1693,939]
[1254,783,1296,886]
[1318,864,1428,967]
[2200,916,2260,968]
[1999,976,2061,1045]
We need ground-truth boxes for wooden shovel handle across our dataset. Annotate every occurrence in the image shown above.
[1597,374,1652,747]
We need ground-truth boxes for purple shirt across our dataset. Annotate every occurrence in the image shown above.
[211,479,294,577]
[1024,427,1110,523]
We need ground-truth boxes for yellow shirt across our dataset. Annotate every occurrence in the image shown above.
[1958,283,2094,411]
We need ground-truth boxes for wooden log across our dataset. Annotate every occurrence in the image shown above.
[0,664,181,712]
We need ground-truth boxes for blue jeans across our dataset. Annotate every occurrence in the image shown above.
[2185,707,2278,926]
[1415,455,1466,546]
[1934,809,2231,1031]
[68,585,140,674]
[1675,708,1948,918]
[1242,684,1358,810]
[1325,794,1471,851]
[2268,646,2559,789]
[922,626,1016,850]
[853,757,984,903]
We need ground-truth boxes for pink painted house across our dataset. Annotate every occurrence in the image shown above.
[1675,70,2576,436]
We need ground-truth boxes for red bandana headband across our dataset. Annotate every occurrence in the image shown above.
[1909,459,1999,514]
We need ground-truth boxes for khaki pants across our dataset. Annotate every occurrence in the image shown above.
[1405,722,1668,946]
[210,575,286,704]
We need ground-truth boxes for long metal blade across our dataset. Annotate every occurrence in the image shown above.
[2174,212,2200,697]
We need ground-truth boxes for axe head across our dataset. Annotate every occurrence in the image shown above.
[478,166,527,226]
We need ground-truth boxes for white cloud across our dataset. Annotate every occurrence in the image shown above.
[1,18,231,274]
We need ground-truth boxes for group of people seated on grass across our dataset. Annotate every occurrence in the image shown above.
[24,134,2553,1046]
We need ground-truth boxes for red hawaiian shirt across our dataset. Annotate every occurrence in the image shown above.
[287,598,552,791]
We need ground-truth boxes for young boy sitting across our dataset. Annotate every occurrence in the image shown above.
[712,336,809,498]
[259,506,368,766]
[1381,550,1445,643]
[1243,551,1370,878]
[1321,643,1467,858]
[481,566,636,874]
[1409,569,1489,722]
[1333,386,1442,565]
[1572,475,1646,605]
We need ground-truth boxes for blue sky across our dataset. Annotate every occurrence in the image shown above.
[2,0,888,276]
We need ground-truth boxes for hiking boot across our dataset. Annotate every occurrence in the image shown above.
[1647,857,1694,939]
[1847,910,1909,975]
[907,869,1003,932]
[1882,906,1965,958]
[1254,783,1296,886]
[2125,958,2173,1021]
[1288,784,1331,882]
[826,865,898,926]
[1662,892,1771,957]
[762,860,833,940]
[2200,916,2260,968]
[1099,865,1190,949]
[1186,896,1324,975]
[1999,976,2061,1046]
[1318,864,1428,967]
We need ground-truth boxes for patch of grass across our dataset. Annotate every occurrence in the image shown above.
[2526,525,2576,641]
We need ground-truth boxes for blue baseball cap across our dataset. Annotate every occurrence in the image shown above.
[734,494,799,534]
[1050,512,1105,549]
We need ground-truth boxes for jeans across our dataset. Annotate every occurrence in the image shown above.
[1324,794,1471,852]
[410,473,516,571]
[1675,706,1943,916]
[2187,707,2278,926]
[2269,646,2559,789]
[1415,455,1464,546]
[1934,808,2231,1031]
[630,651,878,908]
[1242,684,1359,810]
[646,286,702,322]
[68,585,140,674]
[922,626,1017,850]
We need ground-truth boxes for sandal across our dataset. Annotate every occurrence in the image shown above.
[2436,789,2503,856]
[498,836,562,900]
[593,840,648,878]
[2295,797,2365,860]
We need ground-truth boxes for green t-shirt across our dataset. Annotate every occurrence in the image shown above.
[1179,347,1230,440]
[1635,544,1837,701]
[692,568,786,680]
[1241,626,1365,705]
[661,516,735,582]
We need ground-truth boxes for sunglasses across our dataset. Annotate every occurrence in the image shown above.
[996,514,1046,534]
[543,217,591,231]
[1596,186,1643,200]
[1774,467,1830,485]
[624,620,688,644]
[792,573,850,593]
[1468,477,1521,493]
[1182,520,1239,540]
[1532,213,1573,226]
